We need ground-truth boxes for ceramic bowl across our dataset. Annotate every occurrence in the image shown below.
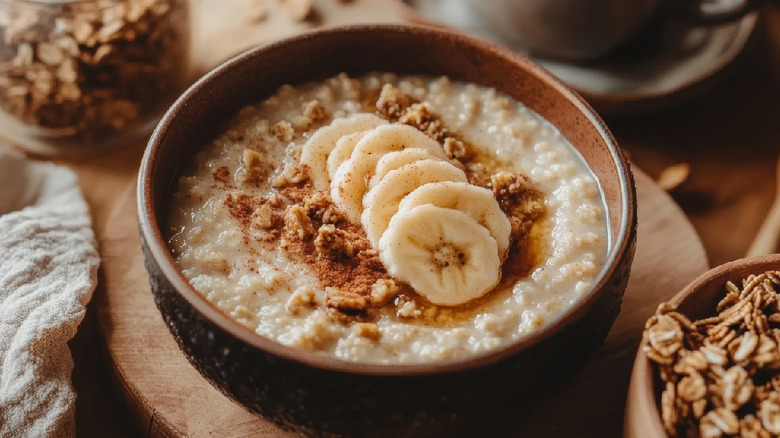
[625,254,780,438]
[138,24,637,437]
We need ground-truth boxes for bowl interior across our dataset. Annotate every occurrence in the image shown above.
[139,24,634,373]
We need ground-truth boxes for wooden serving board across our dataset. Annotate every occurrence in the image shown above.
[95,168,709,437]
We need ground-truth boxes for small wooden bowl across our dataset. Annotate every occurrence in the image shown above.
[625,254,780,437]
[138,24,637,437]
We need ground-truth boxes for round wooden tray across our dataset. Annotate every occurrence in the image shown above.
[96,168,708,437]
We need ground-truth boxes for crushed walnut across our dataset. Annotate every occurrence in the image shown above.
[283,204,315,240]
[0,0,189,143]
[314,224,354,260]
[302,191,342,224]
[395,295,422,318]
[325,286,370,312]
[273,163,308,187]
[490,172,545,240]
[271,120,295,142]
[643,270,780,437]
[286,286,318,315]
[398,102,448,143]
[298,99,327,128]
[370,278,401,306]
[251,203,277,230]
[236,148,266,185]
[375,83,412,121]
[375,84,468,160]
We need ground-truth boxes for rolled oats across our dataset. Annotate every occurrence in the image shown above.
[760,397,780,434]
[0,0,190,151]
[643,270,780,437]
[700,408,739,437]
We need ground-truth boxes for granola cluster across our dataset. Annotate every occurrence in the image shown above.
[0,0,189,141]
[643,270,780,437]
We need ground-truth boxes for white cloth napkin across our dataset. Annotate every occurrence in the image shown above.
[0,147,100,438]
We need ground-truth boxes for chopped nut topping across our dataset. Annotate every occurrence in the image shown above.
[490,172,545,240]
[286,286,317,315]
[375,83,412,121]
[398,102,449,143]
[301,99,326,127]
[443,137,466,159]
[644,270,780,437]
[284,204,314,240]
[396,295,422,318]
[325,286,369,312]
[251,204,276,230]
[273,164,308,188]
[302,191,341,224]
[314,224,354,261]
[370,278,400,306]
[236,148,266,185]
[271,120,295,142]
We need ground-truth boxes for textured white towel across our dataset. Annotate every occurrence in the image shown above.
[0,147,100,438]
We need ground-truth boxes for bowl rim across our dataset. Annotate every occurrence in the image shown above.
[628,253,780,436]
[138,23,636,376]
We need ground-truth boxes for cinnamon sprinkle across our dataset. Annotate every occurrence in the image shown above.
[223,178,394,315]
[213,166,232,187]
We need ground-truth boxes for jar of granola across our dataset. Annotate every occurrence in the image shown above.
[0,0,192,155]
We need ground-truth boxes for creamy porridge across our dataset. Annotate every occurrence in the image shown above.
[167,73,608,364]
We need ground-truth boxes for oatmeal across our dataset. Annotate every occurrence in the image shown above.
[168,73,608,364]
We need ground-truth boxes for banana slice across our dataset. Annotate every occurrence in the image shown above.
[368,148,445,191]
[397,181,512,259]
[330,124,448,224]
[326,130,369,179]
[379,204,501,306]
[350,124,447,159]
[299,114,387,191]
[361,160,467,248]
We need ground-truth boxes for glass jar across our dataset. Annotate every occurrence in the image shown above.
[0,0,192,155]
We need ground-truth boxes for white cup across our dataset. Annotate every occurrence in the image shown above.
[465,0,760,61]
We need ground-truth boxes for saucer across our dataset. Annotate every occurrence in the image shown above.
[400,0,758,115]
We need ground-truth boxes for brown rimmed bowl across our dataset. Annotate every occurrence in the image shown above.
[625,254,780,438]
[138,24,637,437]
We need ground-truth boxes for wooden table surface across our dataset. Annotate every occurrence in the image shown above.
[56,2,780,436]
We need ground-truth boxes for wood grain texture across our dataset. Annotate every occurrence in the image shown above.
[95,168,708,437]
